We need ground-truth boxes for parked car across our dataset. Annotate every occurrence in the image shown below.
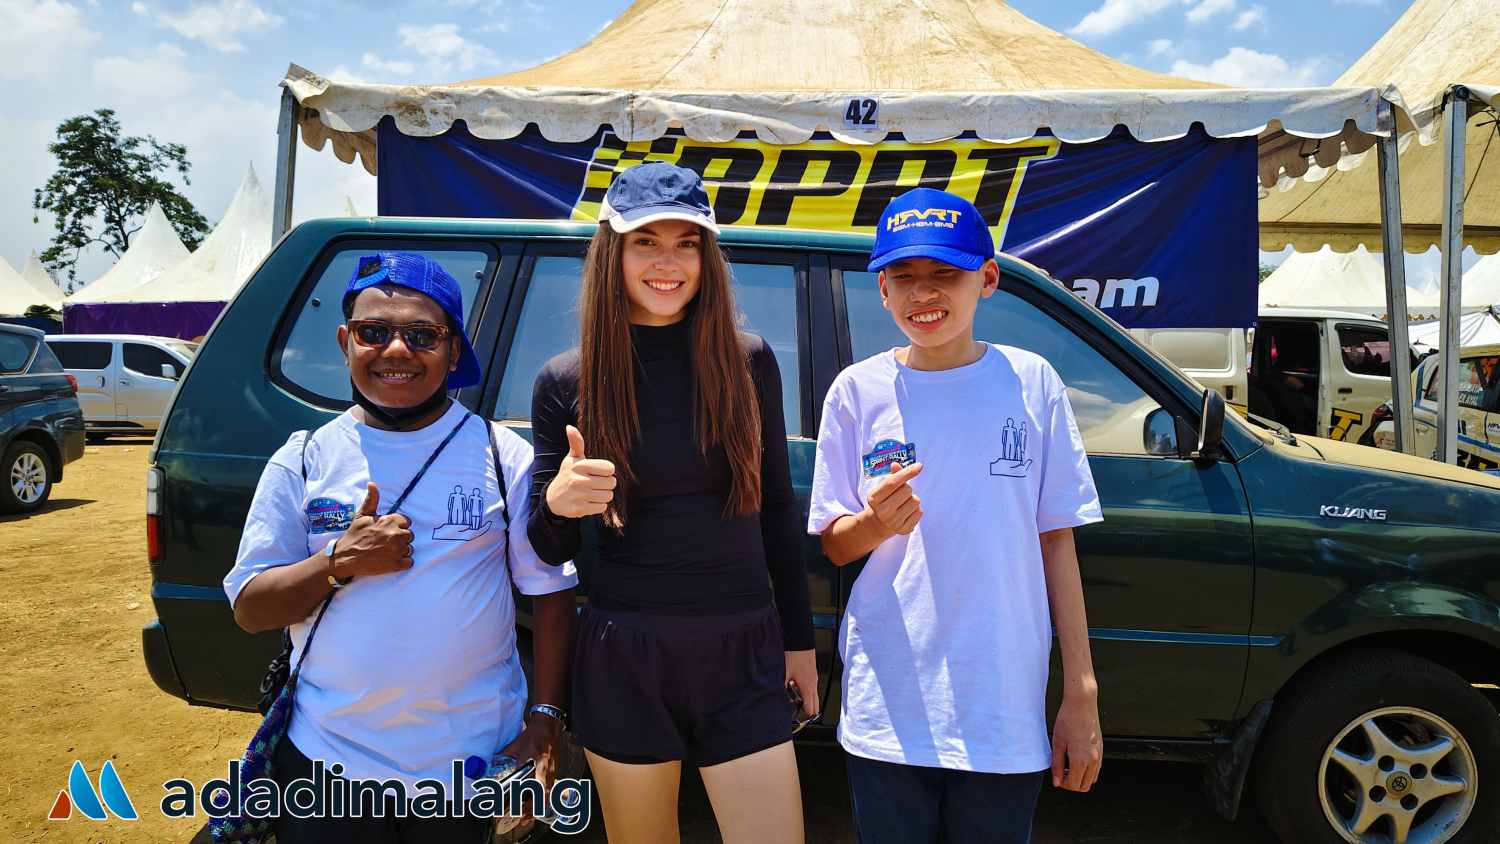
[1247,307,1420,444]
[0,323,85,513]
[143,219,1500,843]
[1374,344,1500,472]
[44,334,196,440]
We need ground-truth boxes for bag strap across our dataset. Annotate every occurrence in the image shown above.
[486,421,512,570]
[290,411,476,679]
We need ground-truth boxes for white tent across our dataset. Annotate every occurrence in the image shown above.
[20,253,63,306]
[116,165,271,304]
[1410,309,1500,350]
[1460,254,1500,308]
[0,257,58,315]
[1259,246,1434,317]
[67,203,191,304]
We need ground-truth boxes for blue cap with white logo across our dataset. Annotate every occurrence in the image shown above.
[342,252,482,389]
[868,188,995,273]
[599,161,721,234]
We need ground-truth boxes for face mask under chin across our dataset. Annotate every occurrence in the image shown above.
[349,378,451,430]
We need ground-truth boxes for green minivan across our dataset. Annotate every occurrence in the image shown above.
[145,218,1500,844]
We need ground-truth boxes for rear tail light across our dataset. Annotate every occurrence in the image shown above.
[146,467,163,564]
[64,374,78,394]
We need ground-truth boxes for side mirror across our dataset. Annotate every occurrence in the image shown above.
[160,363,178,380]
[1142,407,1179,456]
[1195,388,1225,461]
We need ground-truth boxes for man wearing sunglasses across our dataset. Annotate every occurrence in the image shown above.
[225,252,578,842]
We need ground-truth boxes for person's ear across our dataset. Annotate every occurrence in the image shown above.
[979,260,1000,299]
[878,271,891,310]
[337,323,351,360]
[449,336,460,373]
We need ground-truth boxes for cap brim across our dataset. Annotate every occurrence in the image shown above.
[606,205,721,235]
[868,245,990,273]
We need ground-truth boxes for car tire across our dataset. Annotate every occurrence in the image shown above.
[1,440,53,514]
[1254,648,1500,844]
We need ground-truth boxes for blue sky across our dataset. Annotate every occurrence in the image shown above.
[0,0,1424,289]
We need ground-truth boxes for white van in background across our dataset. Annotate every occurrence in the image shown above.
[44,335,196,440]
[1130,327,1249,415]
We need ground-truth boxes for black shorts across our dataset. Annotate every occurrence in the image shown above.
[571,604,792,766]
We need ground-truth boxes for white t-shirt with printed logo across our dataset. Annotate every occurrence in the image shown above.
[808,344,1102,774]
[225,401,578,787]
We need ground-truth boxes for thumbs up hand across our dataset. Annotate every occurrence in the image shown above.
[865,462,924,538]
[545,425,617,519]
[331,482,415,580]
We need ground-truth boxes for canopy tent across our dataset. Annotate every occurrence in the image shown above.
[66,202,190,305]
[65,166,271,339]
[1260,246,1437,318]
[20,253,63,306]
[1258,0,1500,255]
[0,256,59,315]
[1409,309,1500,351]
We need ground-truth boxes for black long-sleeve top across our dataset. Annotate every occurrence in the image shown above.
[527,319,814,651]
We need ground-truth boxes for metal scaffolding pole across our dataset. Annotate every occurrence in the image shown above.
[1437,86,1469,465]
[1376,98,1414,455]
[273,87,299,244]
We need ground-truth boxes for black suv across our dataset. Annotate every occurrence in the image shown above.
[0,324,85,514]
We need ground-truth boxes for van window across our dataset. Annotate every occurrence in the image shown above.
[276,247,490,405]
[124,343,183,380]
[0,334,33,373]
[48,340,112,370]
[495,255,804,436]
[842,270,1170,456]
[1337,325,1391,377]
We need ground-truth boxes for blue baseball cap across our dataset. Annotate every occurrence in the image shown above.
[599,161,721,234]
[342,252,481,389]
[868,188,996,273]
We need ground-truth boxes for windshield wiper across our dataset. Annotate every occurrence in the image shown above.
[1247,413,1297,445]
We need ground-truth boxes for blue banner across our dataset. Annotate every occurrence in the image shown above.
[377,120,1256,328]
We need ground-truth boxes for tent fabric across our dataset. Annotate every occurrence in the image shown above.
[110,165,270,304]
[63,301,223,340]
[67,202,190,304]
[0,257,59,315]
[20,253,63,307]
[282,0,1391,187]
[1258,0,1500,254]
[1409,309,1500,350]
[1259,246,1435,317]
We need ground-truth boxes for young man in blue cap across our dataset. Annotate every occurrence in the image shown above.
[226,253,578,842]
[808,189,1104,843]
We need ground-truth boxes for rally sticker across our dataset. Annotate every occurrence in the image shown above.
[306,497,354,534]
[862,439,917,478]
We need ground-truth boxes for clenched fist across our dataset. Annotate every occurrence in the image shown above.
[545,425,617,519]
[865,462,923,537]
[330,482,415,579]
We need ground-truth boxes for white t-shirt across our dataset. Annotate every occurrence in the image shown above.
[808,344,1102,774]
[225,401,578,787]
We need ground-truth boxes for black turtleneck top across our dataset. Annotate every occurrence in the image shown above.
[526,319,814,651]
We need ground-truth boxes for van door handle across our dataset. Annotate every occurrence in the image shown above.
[1337,387,1353,394]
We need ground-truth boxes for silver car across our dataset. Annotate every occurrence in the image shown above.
[43,335,196,440]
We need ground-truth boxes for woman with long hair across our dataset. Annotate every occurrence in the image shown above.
[528,162,816,843]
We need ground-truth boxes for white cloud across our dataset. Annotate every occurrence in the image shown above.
[361,52,416,77]
[1186,0,1235,25]
[1232,5,1266,30]
[1171,47,1332,88]
[131,1,147,14]
[397,22,499,75]
[156,0,282,53]
[0,0,101,80]
[326,65,367,84]
[93,43,201,101]
[1068,0,1177,38]
[1147,38,1174,57]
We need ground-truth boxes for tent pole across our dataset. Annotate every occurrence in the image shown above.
[273,87,299,244]
[1376,98,1414,455]
[1437,86,1468,465]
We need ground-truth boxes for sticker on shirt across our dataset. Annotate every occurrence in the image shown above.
[433,484,493,541]
[989,418,1035,478]
[863,439,917,478]
[306,497,355,534]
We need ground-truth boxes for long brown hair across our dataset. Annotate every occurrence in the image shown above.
[577,224,762,526]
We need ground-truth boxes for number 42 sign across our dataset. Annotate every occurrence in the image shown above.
[843,97,880,129]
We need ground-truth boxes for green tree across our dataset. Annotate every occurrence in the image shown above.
[32,109,210,284]
[1259,263,1276,283]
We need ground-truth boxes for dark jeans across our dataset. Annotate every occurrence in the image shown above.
[272,738,491,844]
[846,752,1046,844]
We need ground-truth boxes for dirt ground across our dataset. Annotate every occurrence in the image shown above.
[0,439,1272,843]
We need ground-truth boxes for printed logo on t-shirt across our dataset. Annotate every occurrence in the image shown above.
[432,484,493,541]
[862,439,917,478]
[306,497,354,534]
[989,418,1034,478]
